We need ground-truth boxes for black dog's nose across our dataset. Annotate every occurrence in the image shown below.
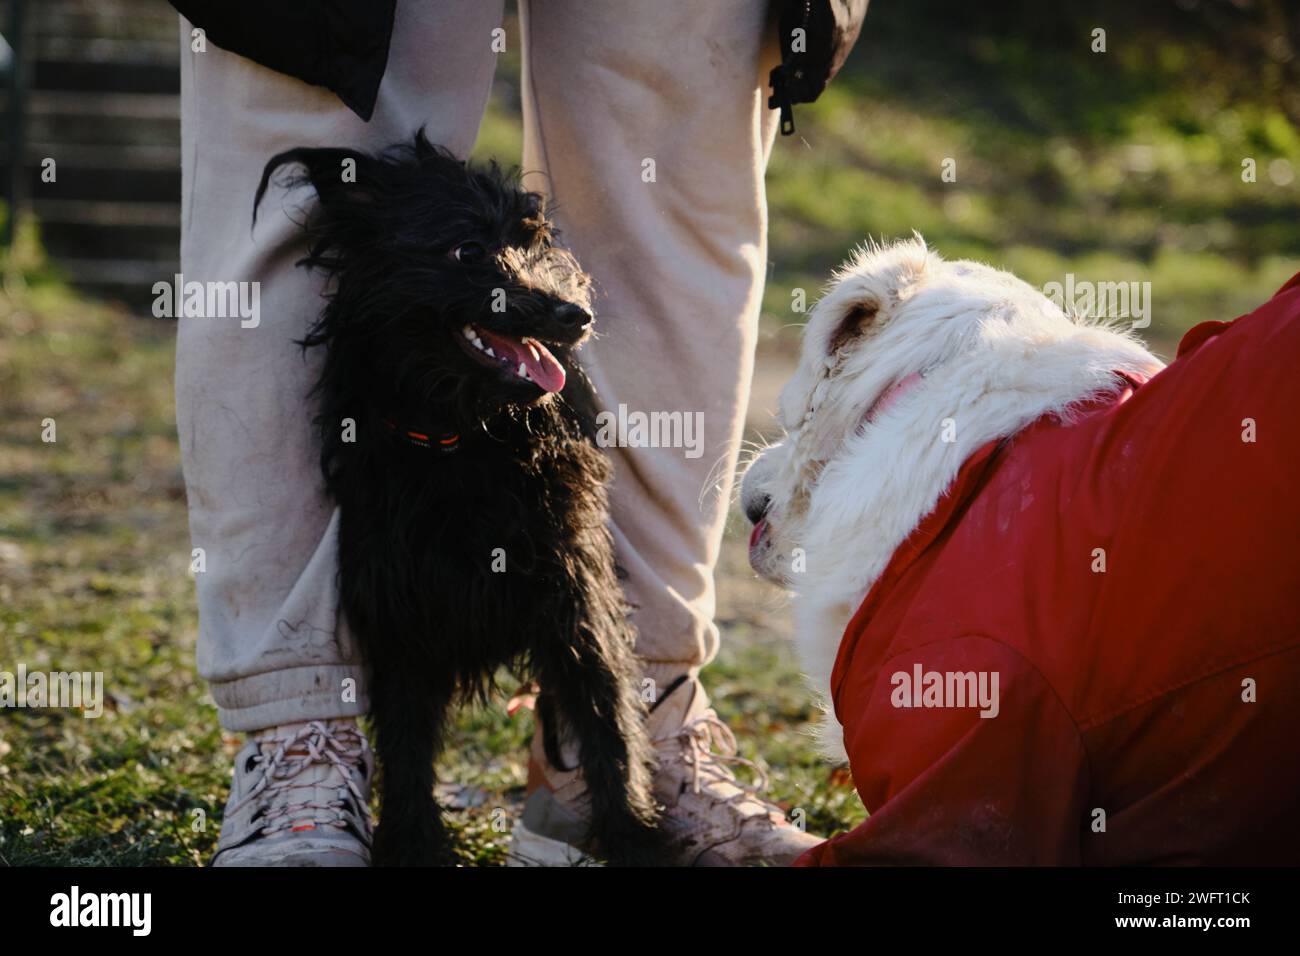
[744,493,772,525]
[553,303,593,329]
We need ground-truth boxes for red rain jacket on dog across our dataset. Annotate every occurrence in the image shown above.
[796,273,1300,866]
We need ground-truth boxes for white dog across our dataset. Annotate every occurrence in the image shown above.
[740,237,1163,758]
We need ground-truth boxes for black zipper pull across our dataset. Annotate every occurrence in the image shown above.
[768,64,797,136]
[778,96,796,136]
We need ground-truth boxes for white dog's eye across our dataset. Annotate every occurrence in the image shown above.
[829,302,879,353]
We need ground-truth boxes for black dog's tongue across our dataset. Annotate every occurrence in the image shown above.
[477,329,567,393]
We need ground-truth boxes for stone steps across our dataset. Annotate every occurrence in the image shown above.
[2,0,181,309]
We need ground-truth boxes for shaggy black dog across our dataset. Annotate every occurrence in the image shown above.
[254,132,661,866]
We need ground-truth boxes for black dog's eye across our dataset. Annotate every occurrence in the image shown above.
[450,241,490,264]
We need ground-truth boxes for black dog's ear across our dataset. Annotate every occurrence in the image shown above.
[252,146,380,227]
[407,128,478,181]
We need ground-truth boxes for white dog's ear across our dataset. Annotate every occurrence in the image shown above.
[827,299,881,354]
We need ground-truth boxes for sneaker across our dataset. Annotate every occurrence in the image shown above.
[509,675,822,866]
[211,718,374,867]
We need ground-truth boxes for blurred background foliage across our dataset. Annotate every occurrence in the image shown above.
[479,0,1300,352]
[767,0,1299,349]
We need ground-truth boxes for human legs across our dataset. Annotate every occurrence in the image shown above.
[179,0,504,863]
[515,0,819,865]
[179,0,502,732]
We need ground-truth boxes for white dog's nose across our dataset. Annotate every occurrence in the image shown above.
[743,492,771,525]
[740,456,774,524]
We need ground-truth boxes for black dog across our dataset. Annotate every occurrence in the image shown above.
[254,132,660,866]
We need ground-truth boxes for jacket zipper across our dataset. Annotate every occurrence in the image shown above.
[773,0,814,135]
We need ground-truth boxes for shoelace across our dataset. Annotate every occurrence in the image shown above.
[655,711,779,814]
[234,720,371,838]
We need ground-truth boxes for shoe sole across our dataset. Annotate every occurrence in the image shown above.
[212,836,370,867]
[506,821,600,867]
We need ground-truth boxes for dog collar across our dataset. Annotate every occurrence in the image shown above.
[862,370,926,425]
[380,417,461,454]
[808,366,934,464]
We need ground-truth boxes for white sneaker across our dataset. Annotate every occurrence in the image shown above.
[647,676,822,865]
[212,718,374,867]
[510,675,821,866]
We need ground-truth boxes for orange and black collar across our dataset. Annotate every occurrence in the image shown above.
[380,417,461,454]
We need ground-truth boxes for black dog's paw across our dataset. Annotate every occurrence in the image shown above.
[598,817,669,868]
[371,819,456,867]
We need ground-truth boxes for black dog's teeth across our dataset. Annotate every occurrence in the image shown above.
[462,324,533,382]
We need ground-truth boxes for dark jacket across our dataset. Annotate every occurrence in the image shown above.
[169,1,866,130]
[170,0,396,121]
[769,0,870,134]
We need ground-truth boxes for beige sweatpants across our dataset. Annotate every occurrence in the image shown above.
[178,1,780,731]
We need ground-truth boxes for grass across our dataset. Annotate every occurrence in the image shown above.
[2,2,1297,864]
[0,272,224,866]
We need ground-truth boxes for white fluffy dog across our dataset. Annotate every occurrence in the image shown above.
[740,237,1164,758]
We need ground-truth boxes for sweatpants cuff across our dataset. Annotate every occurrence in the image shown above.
[208,664,370,733]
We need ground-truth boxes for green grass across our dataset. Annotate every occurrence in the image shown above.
[2,2,1296,864]
[0,278,224,865]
